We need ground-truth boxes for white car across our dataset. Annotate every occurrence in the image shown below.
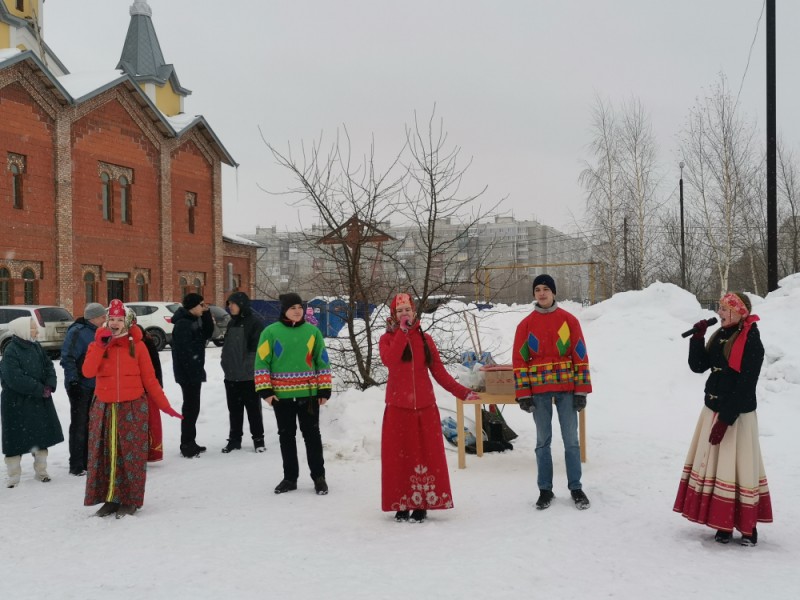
[125,301,180,351]
[0,305,74,357]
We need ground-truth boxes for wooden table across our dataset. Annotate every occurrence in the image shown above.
[455,393,587,469]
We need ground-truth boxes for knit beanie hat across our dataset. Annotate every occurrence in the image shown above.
[532,274,557,295]
[84,302,107,320]
[108,299,126,318]
[183,293,204,311]
[279,292,303,316]
[390,293,413,313]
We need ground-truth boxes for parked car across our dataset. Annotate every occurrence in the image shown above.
[0,305,74,358]
[208,304,230,347]
[125,301,180,351]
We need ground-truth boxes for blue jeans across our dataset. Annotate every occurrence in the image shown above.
[531,392,582,491]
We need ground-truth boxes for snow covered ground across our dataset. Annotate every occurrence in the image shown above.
[2,279,800,599]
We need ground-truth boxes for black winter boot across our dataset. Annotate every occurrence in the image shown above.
[253,438,266,453]
[313,476,328,495]
[221,439,241,454]
[535,490,555,510]
[740,527,758,547]
[274,479,297,494]
[714,530,733,544]
[394,510,410,522]
[409,509,427,523]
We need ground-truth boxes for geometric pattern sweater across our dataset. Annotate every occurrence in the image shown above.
[254,321,332,400]
[512,303,592,399]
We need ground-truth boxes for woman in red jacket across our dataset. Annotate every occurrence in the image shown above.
[379,293,479,523]
[82,300,181,518]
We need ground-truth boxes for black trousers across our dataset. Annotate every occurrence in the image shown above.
[224,380,264,442]
[179,381,203,447]
[272,397,325,481]
[68,386,93,472]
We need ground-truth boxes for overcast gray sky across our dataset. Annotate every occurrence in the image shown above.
[43,0,798,236]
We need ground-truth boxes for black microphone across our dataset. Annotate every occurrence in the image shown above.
[681,317,718,338]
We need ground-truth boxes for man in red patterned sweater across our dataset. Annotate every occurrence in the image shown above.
[513,274,592,511]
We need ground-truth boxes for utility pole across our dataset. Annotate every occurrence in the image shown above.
[679,161,686,289]
[767,0,778,291]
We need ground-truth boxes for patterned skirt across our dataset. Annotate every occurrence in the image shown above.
[84,397,149,508]
[381,404,454,512]
[673,406,773,535]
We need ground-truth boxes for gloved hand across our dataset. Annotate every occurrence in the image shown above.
[385,317,398,332]
[258,388,274,400]
[399,316,411,332]
[163,405,183,420]
[465,391,481,401]
[708,419,728,445]
[96,327,113,348]
[42,386,53,398]
[691,319,709,340]
[574,395,587,412]
[517,397,534,413]
[67,381,81,401]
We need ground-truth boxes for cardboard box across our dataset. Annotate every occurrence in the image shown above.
[481,365,515,395]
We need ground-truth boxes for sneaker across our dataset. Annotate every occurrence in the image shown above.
[313,476,329,495]
[394,510,410,522]
[95,502,119,518]
[254,438,266,453]
[535,490,555,510]
[740,527,758,547]
[409,509,427,523]
[714,530,733,544]
[274,479,297,494]
[571,489,590,510]
[116,504,138,519]
[221,440,241,454]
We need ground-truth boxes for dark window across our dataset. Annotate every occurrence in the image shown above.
[135,274,147,301]
[22,268,36,304]
[120,176,131,224]
[186,193,197,234]
[107,279,126,302]
[101,172,113,221]
[15,1,24,12]
[193,278,202,294]
[179,277,190,298]
[37,307,73,322]
[0,267,11,304]
[10,164,23,209]
[0,308,27,324]
[84,272,97,303]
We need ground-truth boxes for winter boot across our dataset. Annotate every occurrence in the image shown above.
[409,509,427,523]
[95,502,119,517]
[714,530,733,544]
[571,489,590,510]
[740,527,758,547]
[33,449,51,482]
[394,510,410,522]
[253,437,266,453]
[535,490,555,510]
[180,444,202,458]
[116,504,138,519]
[5,455,22,488]
[274,479,297,494]
[313,476,328,495]
[221,439,241,454]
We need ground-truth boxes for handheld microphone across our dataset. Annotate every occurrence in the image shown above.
[681,317,718,338]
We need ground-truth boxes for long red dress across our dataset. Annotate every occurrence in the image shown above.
[379,322,472,512]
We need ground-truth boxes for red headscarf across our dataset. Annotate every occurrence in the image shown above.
[390,293,413,313]
[720,293,759,373]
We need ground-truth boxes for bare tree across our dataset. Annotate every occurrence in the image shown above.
[777,141,800,275]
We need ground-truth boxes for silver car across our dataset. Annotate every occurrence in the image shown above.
[0,305,74,358]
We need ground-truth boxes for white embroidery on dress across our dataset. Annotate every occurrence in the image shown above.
[391,464,452,510]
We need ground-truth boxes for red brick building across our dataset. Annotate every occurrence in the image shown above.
[0,0,255,314]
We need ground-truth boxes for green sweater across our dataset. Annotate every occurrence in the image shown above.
[254,321,332,399]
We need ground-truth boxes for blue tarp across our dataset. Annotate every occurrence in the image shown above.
[251,298,375,338]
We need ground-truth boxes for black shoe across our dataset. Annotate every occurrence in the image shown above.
[95,502,119,518]
[409,509,427,523]
[254,438,266,453]
[714,530,733,544]
[314,476,328,495]
[394,510,410,522]
[571,489,590,510]
[274,479,297,494]
[221,439,241,454]
[535,490,555,510]
[180,444,201,458]
[69,468,87,476]
[116,504,138,519]
[740,527,758,547]
[194,444,207,454]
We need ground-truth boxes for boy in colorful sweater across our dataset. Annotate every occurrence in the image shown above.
[255,293,332,495]
[513,274,592,511]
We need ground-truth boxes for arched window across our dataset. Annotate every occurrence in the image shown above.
[193,278,202,294]
[120,175,131,224]
[180,276,190,298]
[186,192,197,234]
[135,274,147,301]
[0,267,11,304]
[84,272,97,303]
[101,172,113,221]
[22,268,36,304]
[10,164,23,209]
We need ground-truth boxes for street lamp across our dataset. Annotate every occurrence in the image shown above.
[679,161,686,289]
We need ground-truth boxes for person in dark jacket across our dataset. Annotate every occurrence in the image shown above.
[673,292,773,546]
[1,316,64,487]
[171,293,214,458]
[220,292,266,453]
[131,315,165,462]
[60,302,107,475]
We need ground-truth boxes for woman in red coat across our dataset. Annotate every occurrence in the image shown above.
[379,293,479,523]
[82,300,182,519]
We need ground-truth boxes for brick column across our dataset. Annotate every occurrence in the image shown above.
[160,145,173,300]
[54,111,74,313]
[212,160,223,305]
